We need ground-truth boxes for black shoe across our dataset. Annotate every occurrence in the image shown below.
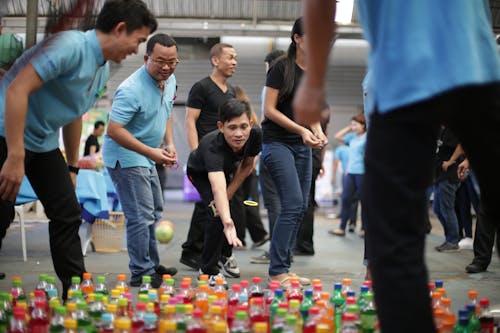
[436,242,460,252]
[180,253,201,270]
[0,272,5,280]
[348,225,355,233]
[465,263,487,274]
[251,234,270,249]
[130,272,163,288]
[294,248,315,256]
[155,265,177,277]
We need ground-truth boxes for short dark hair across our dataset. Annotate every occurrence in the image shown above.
[94,120,105,129]
[264,50,286,65]
[146,33,177,55]
[209,43,234,66]
[96,0,157,34]
[219,99,251,124]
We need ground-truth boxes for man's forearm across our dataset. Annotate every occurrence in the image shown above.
[227,158,254,199]
[4,87,28,160]
[63,117,83,166]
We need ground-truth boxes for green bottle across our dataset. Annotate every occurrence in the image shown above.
[269,289,285,326]
[49,306,66,333]
[330,283,345,333]
[454,310,472,333]
[360,292,376,333]
[466,305,480,333]
[300,290,315,322]
[75,301,93,333]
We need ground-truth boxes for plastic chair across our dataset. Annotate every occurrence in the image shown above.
[13,205,28,262]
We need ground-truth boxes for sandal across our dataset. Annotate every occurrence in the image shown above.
[328,229,346,236]
[268,275,292,289]
[288,272,311,286]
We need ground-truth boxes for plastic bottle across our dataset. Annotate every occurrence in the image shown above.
[288,299,303,330]
[240,280,250,299]
[158,319,176,333]
[0,294,10,332]
[75,301,92,333]
[340,313,358,333]
[341,279,352,299]
[160,278,176,298]
[49,306,66,333]
[344,297,360,325]
[195,285,210,317]
[287,282,303,303]
[69,276,82,297]
[10,277,26,306]
[29,300,50,333]
[114,317,132,333]
[214,321,227,333]
[186,308,207,333]
[232,310,251,333]
[303,307,321,333]
[8,306,28,333]
[36,274,48,294]
[142,312,158,332]
[65,302,77,321]
[131,302,146,333]
[252,322,267,333]
[299,289,314,323]
[478,298,494,333]
[269,289,284,326]
[115,274,130,294]
[98,313,114,333]
[79,273,94,298]
[466,304,480,333]
[282,315,298,333]
[249,277,264,300]
[454,310,470,333]
[434,280,444,290]
[208,305,224,333]
[271,307,287,333]
[177,281,193,304]
[312,285,322,303]
[330,282,345,332]
[46,276,58,299]
[93,276,109,296]
[138,276,153,295]
[212,279,228,310]
[228,284,242,329]
[175,303,187,333]
[63,318,78,333]
[359,292,376,333]
[249,297,267,330]
[356,286,369,309]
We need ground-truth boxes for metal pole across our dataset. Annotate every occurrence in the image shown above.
[252,0,257,26]
[26,0,39,48]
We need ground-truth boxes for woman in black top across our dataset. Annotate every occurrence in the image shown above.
[261,17,327,287]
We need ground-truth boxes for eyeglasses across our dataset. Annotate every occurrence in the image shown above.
[149,57,180,68]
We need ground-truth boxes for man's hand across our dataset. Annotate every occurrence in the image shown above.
[222,218,243,247]
[149,148,178,167]
[441,160,454,172]
[0,155,24,202]
[293,83,325,126]
[457,159,470,181]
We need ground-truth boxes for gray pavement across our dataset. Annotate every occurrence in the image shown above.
[1,190,499,315]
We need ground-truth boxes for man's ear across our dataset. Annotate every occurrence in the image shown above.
[217,121,224,132]
[113,21,127,37]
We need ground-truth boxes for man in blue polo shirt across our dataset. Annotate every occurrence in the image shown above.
[294,1,500,332]
[0,0,157,299]
[103,33,179,288]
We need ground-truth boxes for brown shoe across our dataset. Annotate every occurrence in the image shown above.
[329,229,345,236]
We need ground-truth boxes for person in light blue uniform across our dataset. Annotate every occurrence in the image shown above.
[0,0,156,299]
[103,34,179,288]
[330,114,366,236]
[295,1,500,332]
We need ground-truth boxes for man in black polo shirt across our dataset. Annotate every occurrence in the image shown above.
[83,120,105,156]
[187,98,261,283]
[182,43,238,275]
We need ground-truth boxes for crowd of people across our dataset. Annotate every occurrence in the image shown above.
[1,1,499,332]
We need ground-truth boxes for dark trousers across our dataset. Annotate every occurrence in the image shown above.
[364,84,500,333]
[295,165,321,253]
[259,160,280,238]
[187,169,232,275]
[232,172,268,245]
[340,173,365,231]
[455,177,479,239]
[181,200,207,256]
[0,137,86,300]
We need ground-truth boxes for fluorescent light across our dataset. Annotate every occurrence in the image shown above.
[336,0,354,24]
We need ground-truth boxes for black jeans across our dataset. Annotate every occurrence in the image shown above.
[258,160,281,238]
[232,172,268,245]
[295,165,321,253]
[0,137,86,300]
[181,200,207,256]
[186,169,232,275]
[364,84,500,333]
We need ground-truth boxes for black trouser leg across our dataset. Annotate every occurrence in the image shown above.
[242,173,267,242]
[231,186,247,244]
[295,165,320,253]
[0,138,15,249]
[25,148,85,301]
[181,201,207,255]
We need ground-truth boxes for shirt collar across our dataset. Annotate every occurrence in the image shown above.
[84,29,105,66]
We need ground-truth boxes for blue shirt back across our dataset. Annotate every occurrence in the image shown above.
[102,66,176,168]
[358,0,500,113]
[0,30,108,152]
[333,145,349,173]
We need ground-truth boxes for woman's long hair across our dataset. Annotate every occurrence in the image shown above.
[278,17,303,105]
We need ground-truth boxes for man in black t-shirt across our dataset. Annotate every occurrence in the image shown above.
[181,43,238,272]
[83,120,105,156]
[187,99,261,282]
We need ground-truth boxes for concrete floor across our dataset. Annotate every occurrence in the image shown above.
[1,190,499,315]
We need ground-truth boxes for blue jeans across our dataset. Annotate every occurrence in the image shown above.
[433,179,460,244]
[262,142,312,276]
[340,173,365,230]
[108,163,163,282]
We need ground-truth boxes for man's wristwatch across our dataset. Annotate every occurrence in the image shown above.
[68,165,80,174]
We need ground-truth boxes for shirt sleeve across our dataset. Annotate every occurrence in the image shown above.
[30,32,81,82]
[109,86,140,125]
[186,81,206,109]
[265,60,285,90]
[244,126,263,157]
[343,132,355,145]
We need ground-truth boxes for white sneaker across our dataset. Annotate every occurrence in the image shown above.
[218,254,240,278]
[458,237,473,250]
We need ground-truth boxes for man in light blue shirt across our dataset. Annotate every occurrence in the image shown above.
[0,0,157,299]
[295,1,500,332]
[103,34,179,287]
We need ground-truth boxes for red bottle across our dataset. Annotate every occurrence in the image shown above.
[249,277,264,300]
[187,309,207,333]
[249,297,267,328]
[286,281,303,303]
[29,300,49,333]
[228,284,242,329]
[8,307,28,333]
[303,306,321,333]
